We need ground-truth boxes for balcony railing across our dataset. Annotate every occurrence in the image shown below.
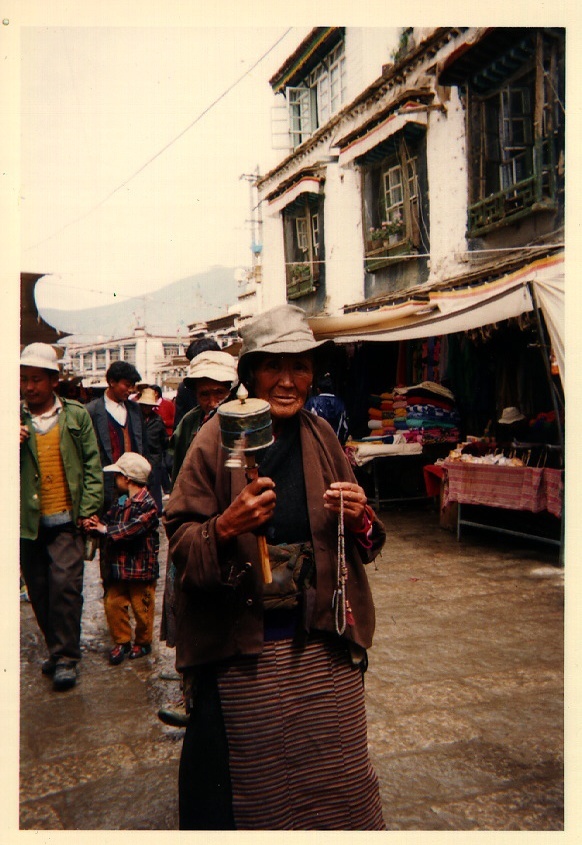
[363,237,414,273]
[286,262,319,300]
[468,141,560,236]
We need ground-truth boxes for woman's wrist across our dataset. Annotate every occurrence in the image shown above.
[350,505,373,534]
[214,514,232,544]
[349,505,374,548]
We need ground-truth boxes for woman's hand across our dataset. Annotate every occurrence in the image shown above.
[324,481,369,533]
[20,424,30,444]
[215,477,276,543]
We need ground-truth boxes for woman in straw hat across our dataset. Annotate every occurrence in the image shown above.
[164,304,386,830]
[137,387,169,513]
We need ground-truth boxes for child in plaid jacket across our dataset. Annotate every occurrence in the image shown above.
[87,452,159,665]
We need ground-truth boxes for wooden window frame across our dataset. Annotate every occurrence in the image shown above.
[283,197,323,300]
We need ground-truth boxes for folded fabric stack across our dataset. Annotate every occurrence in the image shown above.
[367,392,396,438]
[393,381,460,445]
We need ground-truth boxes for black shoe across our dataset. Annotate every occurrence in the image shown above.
[53,661,78,691]
[41,658,57,676]
[128,644,152,660]
[109,643,131,665]
[157,707,190,728]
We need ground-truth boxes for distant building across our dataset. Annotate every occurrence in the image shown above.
[66,327,185,391]
[185,311,241,353]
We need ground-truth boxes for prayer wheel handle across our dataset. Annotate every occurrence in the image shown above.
[244,453,272,584]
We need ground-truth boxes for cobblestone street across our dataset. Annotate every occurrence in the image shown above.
[19,502,564,830]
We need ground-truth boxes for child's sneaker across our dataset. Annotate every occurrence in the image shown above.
[129,644,152,660]
[109,643,131,665]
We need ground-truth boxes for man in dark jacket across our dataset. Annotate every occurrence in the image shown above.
[86,360,147,586]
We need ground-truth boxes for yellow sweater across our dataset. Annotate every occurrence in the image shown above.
[36,424,73,516]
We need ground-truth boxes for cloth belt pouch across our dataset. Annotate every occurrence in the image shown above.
[262,541,315,612]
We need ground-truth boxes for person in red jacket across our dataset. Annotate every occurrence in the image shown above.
[151,384,175,437]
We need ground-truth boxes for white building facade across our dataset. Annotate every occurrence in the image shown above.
[251,26,564,338]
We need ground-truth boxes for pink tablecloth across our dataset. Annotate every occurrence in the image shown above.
[442,462,563,518]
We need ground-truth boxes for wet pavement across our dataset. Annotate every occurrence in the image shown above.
[19,502,564,830]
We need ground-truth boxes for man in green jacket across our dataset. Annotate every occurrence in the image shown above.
[20,343,104,691]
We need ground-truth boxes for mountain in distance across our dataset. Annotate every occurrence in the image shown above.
[41,266,240,344]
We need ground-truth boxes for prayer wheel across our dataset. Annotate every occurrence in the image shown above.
[217,396,274,454]
[218,386,273,583]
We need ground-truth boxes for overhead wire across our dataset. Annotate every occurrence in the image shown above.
[24,27,294,253]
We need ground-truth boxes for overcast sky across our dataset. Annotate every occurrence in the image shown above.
[20,23,313,312]
[10,2,575,320]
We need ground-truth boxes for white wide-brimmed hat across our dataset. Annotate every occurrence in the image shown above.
[184,350,237,386]
[498,406,525,425]
[20,343,61,372]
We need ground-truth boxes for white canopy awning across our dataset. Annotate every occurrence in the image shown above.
[309,252,564,380]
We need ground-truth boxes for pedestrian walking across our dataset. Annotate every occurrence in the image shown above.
[150,384,175,437]
[164,305,386,830]
[169,350,238,489]
[150,383,175,493]
[86,452,159,665]
[86,360,148,588]
[158,350,237,729]
[137,387,169,513]
[173,337,220,429]
[20,343,104,691]
[305,373,349,445]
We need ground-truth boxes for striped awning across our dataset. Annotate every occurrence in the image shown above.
[266,175,323,216]
[337,103,428,167]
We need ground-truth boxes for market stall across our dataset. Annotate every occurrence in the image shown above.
[309,251,564,552]
[441,456,563,547]
[345,438,423,509]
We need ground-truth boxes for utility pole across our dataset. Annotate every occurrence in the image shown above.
[240,166,263,275]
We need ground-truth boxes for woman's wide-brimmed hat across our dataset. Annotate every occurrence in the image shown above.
[498,406,525,425]
[238,304,330,381]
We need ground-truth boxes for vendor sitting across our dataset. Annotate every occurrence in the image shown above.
[495,406,529,449]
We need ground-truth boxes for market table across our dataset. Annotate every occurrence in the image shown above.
[440,460,563,547]
[346,440,425,509]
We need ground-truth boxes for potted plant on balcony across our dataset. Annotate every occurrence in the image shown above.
[383,213,405,245]
[368,215,405,250]
[290,262,311,283]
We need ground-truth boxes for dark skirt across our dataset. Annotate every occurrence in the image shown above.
[159,550,176,647]
[180,634,385,830]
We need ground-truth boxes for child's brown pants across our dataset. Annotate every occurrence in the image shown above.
[104,580,156,645]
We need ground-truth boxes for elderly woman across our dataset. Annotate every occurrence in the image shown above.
[164,305,386,830]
